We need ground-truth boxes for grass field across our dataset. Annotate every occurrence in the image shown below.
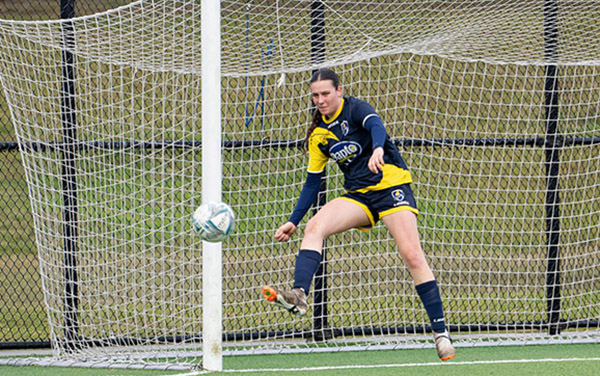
[1,343,600,375]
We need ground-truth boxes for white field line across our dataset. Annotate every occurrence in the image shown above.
[176,357,600,375]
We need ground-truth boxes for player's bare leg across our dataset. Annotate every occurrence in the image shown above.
[383,210,456,361]
[263,198,370,316]
[300,198,371,253]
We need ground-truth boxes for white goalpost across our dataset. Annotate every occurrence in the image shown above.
[201,0,222,371]
[0,0,599,370]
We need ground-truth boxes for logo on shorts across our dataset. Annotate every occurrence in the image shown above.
[391,189,409,206]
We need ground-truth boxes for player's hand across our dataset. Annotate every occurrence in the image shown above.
[275,221,296,242]
[368,147,385,173]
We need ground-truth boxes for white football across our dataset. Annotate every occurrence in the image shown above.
[192,201,236,242]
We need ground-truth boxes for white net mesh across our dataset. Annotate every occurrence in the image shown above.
[0,0,598,369]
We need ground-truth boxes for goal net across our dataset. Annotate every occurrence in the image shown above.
[0,0,599,369]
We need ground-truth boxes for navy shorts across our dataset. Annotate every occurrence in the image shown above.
[340,184,419,231]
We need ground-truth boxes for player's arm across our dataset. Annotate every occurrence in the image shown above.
[275,171,323,242]
[351,99,387,173]
[275,129,330,242]
[364,114,387,173]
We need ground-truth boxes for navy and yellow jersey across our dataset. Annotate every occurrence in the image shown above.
[307,96,412,192]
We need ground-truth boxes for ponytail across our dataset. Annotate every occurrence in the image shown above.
[303,108,322,151]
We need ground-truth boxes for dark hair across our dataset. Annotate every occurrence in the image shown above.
[303,69,341,150]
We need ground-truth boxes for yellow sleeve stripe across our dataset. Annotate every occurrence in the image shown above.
[310,126,338,141]
[307,127,337,173]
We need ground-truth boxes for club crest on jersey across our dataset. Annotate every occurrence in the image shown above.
[329,141,362,165]
[340,120,349,136]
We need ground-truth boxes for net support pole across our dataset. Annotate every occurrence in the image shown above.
[59,0,80,351]
[310,0,331,341]
[201,0,223,371]
[543,0,562,336]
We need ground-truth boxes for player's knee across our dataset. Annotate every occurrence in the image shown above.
[400,247,427,269]
[304,218,327,240]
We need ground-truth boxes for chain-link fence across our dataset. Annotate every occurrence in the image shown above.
[0,0,136,349]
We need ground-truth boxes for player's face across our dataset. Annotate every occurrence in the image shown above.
[310,79,342,118]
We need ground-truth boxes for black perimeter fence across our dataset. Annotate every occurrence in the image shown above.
[1,0,598,350]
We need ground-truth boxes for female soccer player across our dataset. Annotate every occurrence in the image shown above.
[262,68,455,361]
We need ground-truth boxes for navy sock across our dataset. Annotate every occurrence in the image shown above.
[293,249,322,294]
[416,280,446,334]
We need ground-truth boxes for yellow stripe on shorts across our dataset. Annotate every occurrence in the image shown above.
[379,205,419,218]
[338,196,375,231]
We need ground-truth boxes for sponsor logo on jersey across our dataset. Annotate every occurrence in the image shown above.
[329,141,362,165]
